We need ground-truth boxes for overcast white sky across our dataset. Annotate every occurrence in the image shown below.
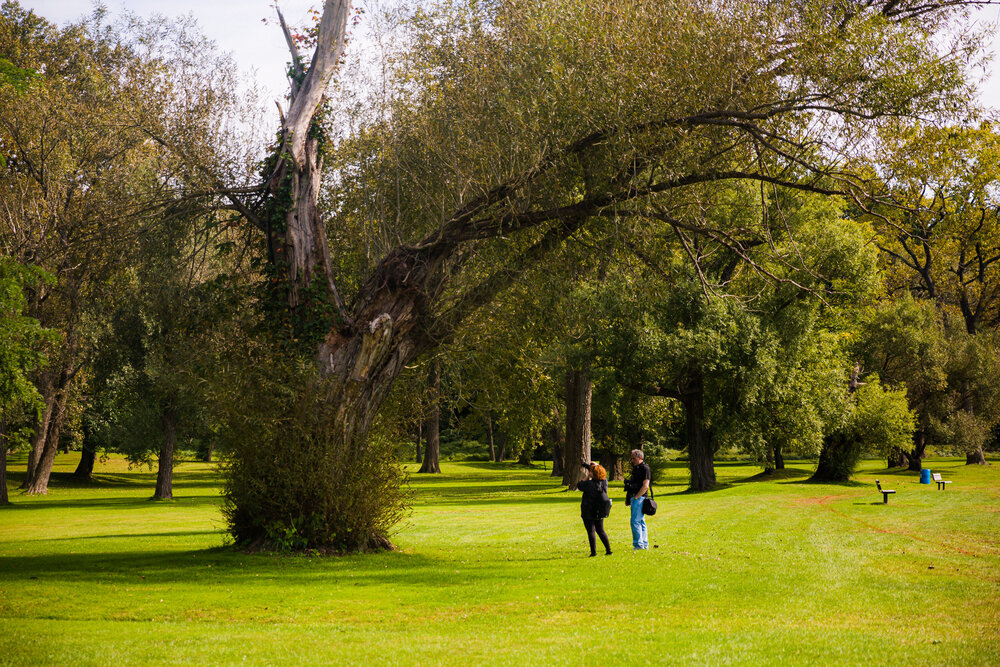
[24,1,323,103]
[20,1,1000,111]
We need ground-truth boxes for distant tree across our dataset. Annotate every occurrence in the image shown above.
[868,125,1000,335]
[851,296,952,470]
[864,125,1000,465]
[600,186,882,489]
[590,378,667,482]
[0,258,56,504]
[417,359,442,473]
[812,372,915,482]
[0,3,253,494]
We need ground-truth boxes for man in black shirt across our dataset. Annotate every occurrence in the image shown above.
[625,448,651,550]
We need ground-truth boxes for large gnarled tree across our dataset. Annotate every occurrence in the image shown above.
[221,0,990,548]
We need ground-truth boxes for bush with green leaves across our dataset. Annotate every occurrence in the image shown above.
[220,351,408,553]
[813,376,915,482]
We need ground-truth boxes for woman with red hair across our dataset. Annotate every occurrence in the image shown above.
[576,462,612,556]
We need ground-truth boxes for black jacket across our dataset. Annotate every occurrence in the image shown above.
[577,479,608,520]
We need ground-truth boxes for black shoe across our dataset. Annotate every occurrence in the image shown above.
[605,551,613,555]
[589,553,597,557]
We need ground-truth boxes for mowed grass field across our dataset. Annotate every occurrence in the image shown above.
[1,452,998,666]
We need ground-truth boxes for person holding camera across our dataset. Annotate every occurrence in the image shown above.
[624,449,650,550]
[576,462,612,557]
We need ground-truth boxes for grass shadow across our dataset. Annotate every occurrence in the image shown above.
[5,469,225,491]
[664,482,735,495]
[458,461,549,472]
[0,544,533,590]
[732,467,813,484]
[28,529,223,543]
[2,494,223,511]
[877,468,921,478]
[782,478,869,487]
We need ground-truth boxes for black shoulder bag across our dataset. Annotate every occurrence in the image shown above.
[642,482,658,516]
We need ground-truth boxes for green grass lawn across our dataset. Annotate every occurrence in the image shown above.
[1,452,998,665]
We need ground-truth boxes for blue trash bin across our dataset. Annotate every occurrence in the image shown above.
[920,468,931,484]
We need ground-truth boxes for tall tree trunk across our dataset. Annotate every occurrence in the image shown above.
[153,407,176,500]
[764,442,776,474]
[908,424,927,472]
[265,2,353,331]
[227,0,588,549]
[561,368,592,488]
[887,445,909,469]
[73,440,96,480]
[599,451,624,481]
[518,447,532,465]
[22,377,55,488]
[418,360,441,473]
[774,442,785,470]
[812,432,861,482]
[73,420,96,480]
[682,376,715,491]
[1,419,9,505]
[966,445,987,465]
[24,373,74,495]
[485,413,496,463]
[549,408,564,477]
[415,423,422,464]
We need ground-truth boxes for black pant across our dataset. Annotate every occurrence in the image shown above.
[583,518,611,555]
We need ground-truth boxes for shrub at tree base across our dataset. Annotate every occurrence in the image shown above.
[221,369,407,553]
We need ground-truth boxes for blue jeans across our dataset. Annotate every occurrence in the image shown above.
[630,498,648,549]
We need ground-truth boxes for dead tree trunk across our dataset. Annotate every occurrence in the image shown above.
[561,368,592,488]
[153,407,176,500]
[418,360,441,473]
[263,3,353,333]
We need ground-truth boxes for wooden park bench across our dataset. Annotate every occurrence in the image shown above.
[876,479,896,504]
[932,472,952,490]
